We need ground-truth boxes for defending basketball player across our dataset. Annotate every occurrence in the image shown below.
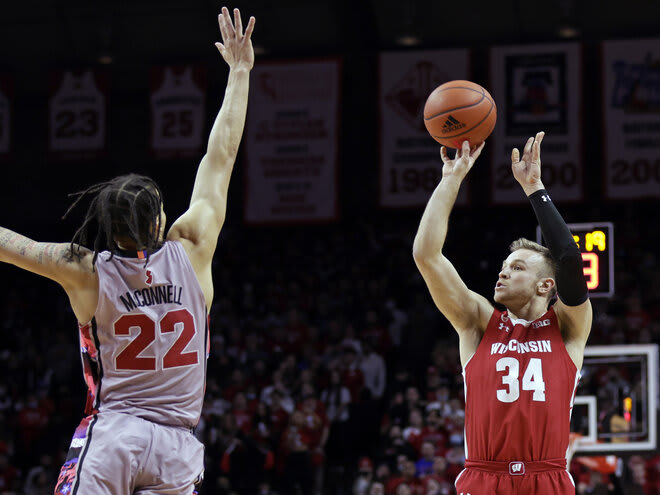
[413,132,592,494]
[0,7,253,494]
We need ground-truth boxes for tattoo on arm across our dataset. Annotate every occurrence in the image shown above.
[19,240,37,256]
[43,244,63,265]
[1,228,68,266]
[0,229,21,249]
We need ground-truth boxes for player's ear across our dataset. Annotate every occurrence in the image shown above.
[537,277,555,296]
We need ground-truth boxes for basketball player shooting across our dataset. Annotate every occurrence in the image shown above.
[413,132,592,494]
[0,7,254,494]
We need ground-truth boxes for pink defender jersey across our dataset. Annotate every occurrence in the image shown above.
[77,241,208,429]
[462,307,580,463]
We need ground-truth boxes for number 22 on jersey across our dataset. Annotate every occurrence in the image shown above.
[114,309,199,371]
[496,357,546,403]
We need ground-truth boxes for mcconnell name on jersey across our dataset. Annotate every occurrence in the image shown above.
[119,284,184,311]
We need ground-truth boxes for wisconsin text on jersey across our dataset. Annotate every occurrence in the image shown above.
[490,339,552,355]
[119,284,184,312]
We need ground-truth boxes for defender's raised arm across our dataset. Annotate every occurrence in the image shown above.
[168,7,255,257]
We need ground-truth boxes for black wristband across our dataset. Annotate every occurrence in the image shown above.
[528,189,589,306]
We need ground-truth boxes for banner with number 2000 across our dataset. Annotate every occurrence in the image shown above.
[602,38,660,200]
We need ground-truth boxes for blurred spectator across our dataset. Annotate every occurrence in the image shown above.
[223,369,249,402]
[414,440,436,477]
[418,408,448,455]
[268,390,291,445]
[352,457,374,495]
[384,299,408,350]
[369,481,386,495]
[420,456,451,492]
[284,307,311,355]
[360,338,387,401]
[379,425,417,471]
[231,392,253,435]
[257,480,279,495]
[340,344,365,403]
[0,452,18,493]
[261,370,295,413]
[361,310,392,356]
[297,384,329,495]
[321,369,352,465]
[386,460,421,495]
[402,408,424,454]
[280,410,314,495]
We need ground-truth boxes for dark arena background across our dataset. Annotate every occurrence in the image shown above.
[1,1,659,494]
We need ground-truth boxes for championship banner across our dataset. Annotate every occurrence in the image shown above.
[0,75,12,158]
[490,43,583,204]
[150,65,207,159]
[48,69,108,160]
[602,39,660,199]
[379,49,470,208]
[244,58,340,224]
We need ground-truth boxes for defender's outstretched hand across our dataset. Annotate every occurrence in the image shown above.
[511,131,545,195]
[215,7,255,71]
[440,140,485,182]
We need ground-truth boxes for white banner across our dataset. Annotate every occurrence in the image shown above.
[379,49,470,208]
[48,70,107,159]
[150,65,206,159]
[244,59,340,224]
[490,44,583,204]
[0,76,11,156]
[603,39,660,199]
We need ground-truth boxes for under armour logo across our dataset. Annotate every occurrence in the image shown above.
[145,270,153,285]
[541,194,551,202]
[498,323,509,332]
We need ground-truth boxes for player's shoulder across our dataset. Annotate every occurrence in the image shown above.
[54,244,98,291]
[61,243,95,271]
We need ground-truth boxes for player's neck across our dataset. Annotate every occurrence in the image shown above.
[115,235,146,251]
[506,300,548,323]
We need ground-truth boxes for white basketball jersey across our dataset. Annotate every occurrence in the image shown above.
[78,241,208,429]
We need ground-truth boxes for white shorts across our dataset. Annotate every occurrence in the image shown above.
[55,411,204,495]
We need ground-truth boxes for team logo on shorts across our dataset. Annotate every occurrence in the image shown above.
[145,269,154,285]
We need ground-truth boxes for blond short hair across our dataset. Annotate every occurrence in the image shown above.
[509,238,557,299]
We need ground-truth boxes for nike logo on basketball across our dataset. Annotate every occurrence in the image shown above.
[441,115,466,134]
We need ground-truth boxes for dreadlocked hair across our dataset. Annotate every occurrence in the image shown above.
[63,174,164,264]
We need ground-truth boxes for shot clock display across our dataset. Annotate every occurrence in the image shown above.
[536,222,614,298]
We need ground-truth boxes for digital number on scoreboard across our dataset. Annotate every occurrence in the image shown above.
[536,222,614,298]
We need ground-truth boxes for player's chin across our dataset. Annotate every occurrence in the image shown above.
[493,289,506,303]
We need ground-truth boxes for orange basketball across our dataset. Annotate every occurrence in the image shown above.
[423,80,497,149]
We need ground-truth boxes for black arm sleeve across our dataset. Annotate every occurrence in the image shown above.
[528,189,589,306]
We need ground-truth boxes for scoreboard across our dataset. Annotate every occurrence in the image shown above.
[536,222,614,298]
